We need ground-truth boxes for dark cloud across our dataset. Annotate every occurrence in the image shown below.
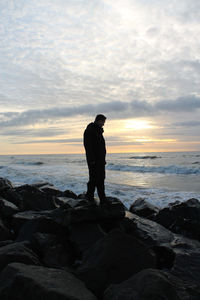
[12,138,82,144]
[0,95,200,129]
[172,121,200,127]
[1,127,66,138]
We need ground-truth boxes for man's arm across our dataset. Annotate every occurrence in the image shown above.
[83,129,96,164]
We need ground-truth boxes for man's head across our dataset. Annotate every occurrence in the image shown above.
[95,114,106,128]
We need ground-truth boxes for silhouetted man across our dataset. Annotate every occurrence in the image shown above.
[84,114,107,204]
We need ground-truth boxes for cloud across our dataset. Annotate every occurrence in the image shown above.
[0,95,200,129]
[172,121,200,127]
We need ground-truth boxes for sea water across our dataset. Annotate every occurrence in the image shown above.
[0,151,200,209]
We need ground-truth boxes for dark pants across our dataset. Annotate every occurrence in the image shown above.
[86,163,106,201]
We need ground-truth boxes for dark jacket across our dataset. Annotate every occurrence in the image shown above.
[83,122,106,165]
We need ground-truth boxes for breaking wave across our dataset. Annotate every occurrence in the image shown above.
[106,164,200,175]
[129,156,161,159]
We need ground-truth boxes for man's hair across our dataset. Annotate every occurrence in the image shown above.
[95,114,107,122]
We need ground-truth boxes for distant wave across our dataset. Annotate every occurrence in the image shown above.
[129,156,161,159]
[192,162,200,165]
[16,161,44,166]
[106,164,200,175]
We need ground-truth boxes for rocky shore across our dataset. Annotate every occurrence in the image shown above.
[0,177,200,299]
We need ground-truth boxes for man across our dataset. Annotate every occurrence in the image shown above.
[83,114,107,205]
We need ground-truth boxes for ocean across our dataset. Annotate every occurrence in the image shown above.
[0,151,200,209]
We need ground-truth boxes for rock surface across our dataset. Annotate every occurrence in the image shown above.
[0,178,200,300]
[104,268,200,300]
[0,262,97,300]
[77,229,156,297]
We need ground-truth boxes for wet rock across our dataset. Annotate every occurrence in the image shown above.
[63,202,125,226]
[15,184,56,211]
[154,198,200,233]
[0,242,40,272]
[121,211,174,247]
[77,229,156,297]
[12,210,53,234]
[0,240,13,248]
[0,262,97,300]
[16,216,67,242]
[0,219,11,241]
[31,232,74,269]
[104,268,200,300]
[0,178,13,190]
[170,234,200,285]
[63,189,78,199]
[129,198,159,218]
[0,198,19,218]
[69,222,106,256]
[55,197,88,208]
[39,185,64,197]
[0,188,23,209]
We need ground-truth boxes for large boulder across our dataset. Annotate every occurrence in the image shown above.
[104,268,200,300]
[15,184,56,211]
[62,201,125,226]
[77,229,156,297]
[12,210,53,234]
[129,198,159,218]
[69,222,106,256]
[0,262,97,300]
[0,198,19,218]
[0,242,40,272]
[31,232,74,269]
[16,216,67,242]
[154,198,200,240]
[0,178,13,190]
[121,211,174,247]
[0,219,11,241]
[170,234,200,285]
[0,188,23,209]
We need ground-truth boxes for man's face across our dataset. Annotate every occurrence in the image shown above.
[97,119,106,128]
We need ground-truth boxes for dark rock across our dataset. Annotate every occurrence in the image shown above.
[0,262,97,300]
[0,242,40,272]
[63,189,78,199]
[170,234,200,285]
[16,216,67,242]
[55,197,88,208]
[154,198,200,235]
[15,184,56,211]
[169,217,200,241]
[104,268,200,300]
[0,178,13,190]
[39,185,64,197]
[0,240,13,248]
[77,229,156,297]
[69,222,106,256]
[31,232,74,269]
[12,210,53,234]
[63,202,125,226]
[121,211,174,247]
[0,198,19,218]
[0,219,11,241]
[0,188,23,209]
[129,198,159,218]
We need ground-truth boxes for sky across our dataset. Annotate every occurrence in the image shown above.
[0,0,200,154]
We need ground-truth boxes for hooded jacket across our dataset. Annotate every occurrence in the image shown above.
[83,122,106,165]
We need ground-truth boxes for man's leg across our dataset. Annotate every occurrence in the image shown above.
[96,178,106,202]
[96,163,107,203]
[86,165,96,200]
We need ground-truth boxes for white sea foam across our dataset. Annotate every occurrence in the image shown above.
[0,152,200,208]
[106,163,200,175]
